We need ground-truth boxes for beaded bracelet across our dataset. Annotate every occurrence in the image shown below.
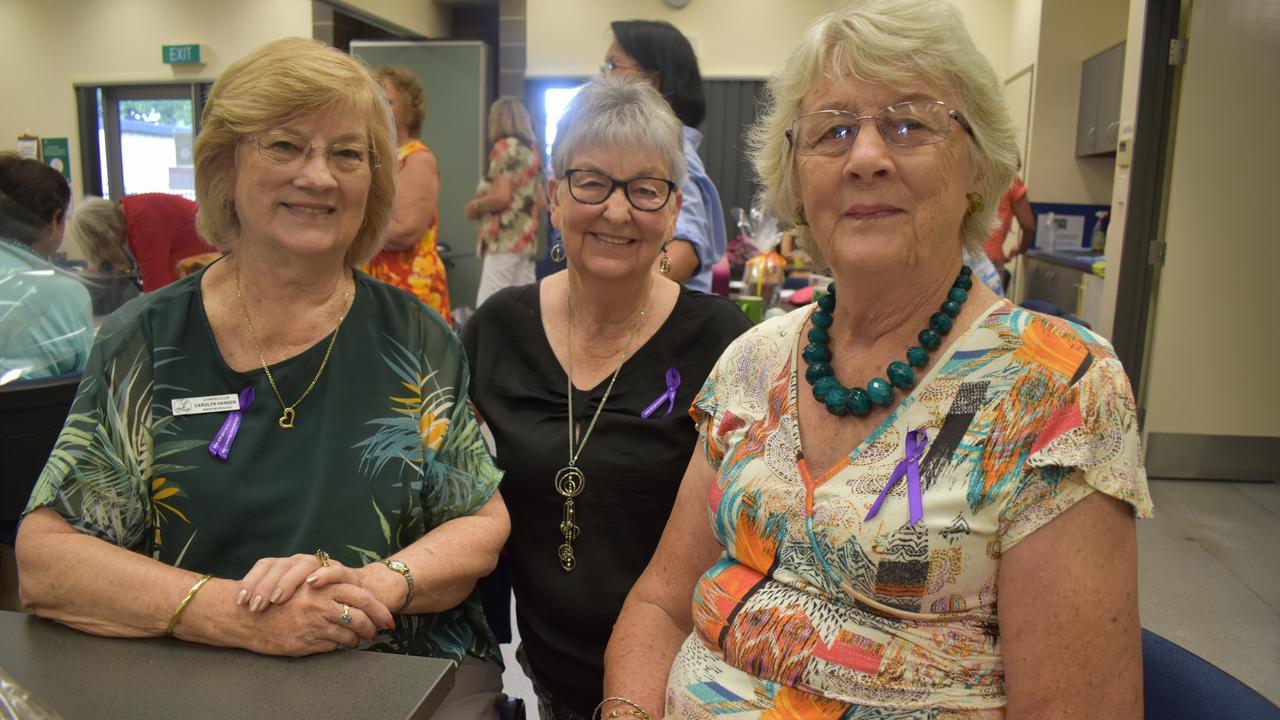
[593,696,651,720]
[165,574,213,636]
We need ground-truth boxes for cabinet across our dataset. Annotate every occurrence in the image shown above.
[1024,254,1085,316]
[1076,42,1125,157]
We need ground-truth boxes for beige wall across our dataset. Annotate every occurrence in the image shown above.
[1023,0,1126,204]
[1142,0,1280,438]
[339,0,449,38]
[528,0,1018,80]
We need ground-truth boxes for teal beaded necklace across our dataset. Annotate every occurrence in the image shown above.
[803,266,973,417]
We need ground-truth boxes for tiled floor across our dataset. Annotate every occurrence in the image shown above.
[500,479,1280,716]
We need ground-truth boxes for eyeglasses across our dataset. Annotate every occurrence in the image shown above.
[563,169,676,212]
[242,132,382,173]
[785,101,975,156]
[601,59,650,75]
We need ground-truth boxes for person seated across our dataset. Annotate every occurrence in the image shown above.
[0,152,93,383]
[16,37,510,717]
[603,1,1152,718]
[66,193,215,293]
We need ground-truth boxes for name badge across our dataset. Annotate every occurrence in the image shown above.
[172,393,242,416]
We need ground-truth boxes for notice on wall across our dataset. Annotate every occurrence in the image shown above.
[16,135,38,160]
[41,138,71,182]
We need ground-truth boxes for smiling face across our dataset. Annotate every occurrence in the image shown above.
[232,108,372,263]
[793,75,978,274]
[550,145,681,284]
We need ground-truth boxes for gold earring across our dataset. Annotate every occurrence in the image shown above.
[966,193,985,218]
[794,206,807,227]
[550,243,565,263]
[659,246,671,274]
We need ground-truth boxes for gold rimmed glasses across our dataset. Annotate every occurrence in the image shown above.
[242,132,381,173]
[786,100,975,156]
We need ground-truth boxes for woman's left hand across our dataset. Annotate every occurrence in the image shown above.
[236,552,340,612]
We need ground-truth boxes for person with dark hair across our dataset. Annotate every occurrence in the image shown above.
[606,20,727,293]
[0,152,93,382]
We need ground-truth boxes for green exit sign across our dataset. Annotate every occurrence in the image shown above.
[162,44,202,65]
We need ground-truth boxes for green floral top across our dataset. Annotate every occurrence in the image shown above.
[25,264,503,665]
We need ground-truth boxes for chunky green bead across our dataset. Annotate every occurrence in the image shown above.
[802,343,831,363]
[805,361,833,384]
[823,391,850,415]
[948,287,968,304]
[930,312,954,334]
[867,378,893,406]
[807,326,829,345]
[918,329,941,350]
[847,387,872,416]
[825,283,836,298]
[811,310,833,329]
[942,299,962,317]
[887,360,916,389]
[959,266,972,277]
[955,275,973,291]
[906,346,929,367]
[812,376,843,402]
[817,293,835,312]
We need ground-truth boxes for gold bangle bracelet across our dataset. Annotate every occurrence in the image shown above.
[165,574,213,637]
[593,696,652,720]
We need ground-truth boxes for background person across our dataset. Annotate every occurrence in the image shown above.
[604,2,1151,717]
[606,20,726,293]
[16,38,509,718]
[462,75,750,720]
[0,152,93,383]
[364,65,451,323]
[465,97,544,307]
[66,193,216,293]
[984,172,1036,290]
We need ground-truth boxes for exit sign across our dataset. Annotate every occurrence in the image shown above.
[163,44,203,65]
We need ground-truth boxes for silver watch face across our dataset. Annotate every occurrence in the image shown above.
[385,559,408,573]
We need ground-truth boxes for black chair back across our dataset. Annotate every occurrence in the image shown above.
[0,374,81,542]
[1143,628,1280,719]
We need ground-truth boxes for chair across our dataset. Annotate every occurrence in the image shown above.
[1142,628,1280,719]
[0,374,80,544]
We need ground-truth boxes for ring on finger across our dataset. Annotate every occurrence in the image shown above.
[315,549,331,567]
[339,603,352,625]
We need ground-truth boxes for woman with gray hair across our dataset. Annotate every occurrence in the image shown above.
[603,1,1151,717]
[17,37,509,717]
[462,74,750,719]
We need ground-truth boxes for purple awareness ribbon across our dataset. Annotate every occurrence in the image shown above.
[864,428,929,526]
[208,385,255,461]
[640,367,682,419]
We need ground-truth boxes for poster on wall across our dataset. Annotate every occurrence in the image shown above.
[41,138,71,183]
[16,135,39,160]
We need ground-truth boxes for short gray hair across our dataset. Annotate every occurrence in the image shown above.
[748,0,1020,264]
[551,74,686,185]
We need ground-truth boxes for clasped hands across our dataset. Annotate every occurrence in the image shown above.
[231,552,398,656]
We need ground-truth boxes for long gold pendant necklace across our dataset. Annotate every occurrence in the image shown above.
[555,279,647,572]
[233,257,351,429]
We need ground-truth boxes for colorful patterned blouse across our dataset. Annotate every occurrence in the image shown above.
[477,137,541,258]
[25,266,501,665]
[364,140,452,323]
[669,300,1152,717]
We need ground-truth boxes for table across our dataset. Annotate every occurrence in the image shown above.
[0,611,454,719]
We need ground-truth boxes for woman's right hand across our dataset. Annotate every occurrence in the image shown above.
[238,580,394,657]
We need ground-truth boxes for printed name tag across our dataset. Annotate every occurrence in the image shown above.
[171,393,241,416]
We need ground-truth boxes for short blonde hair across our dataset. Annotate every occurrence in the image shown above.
[195,37,395,267]
[488,97,535,146]
[748,0,1019,264]
[376,65,427,139]
[552,74,686,186]
[66,197,131,269]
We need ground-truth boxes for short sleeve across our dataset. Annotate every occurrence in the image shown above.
[998,354,1153,550]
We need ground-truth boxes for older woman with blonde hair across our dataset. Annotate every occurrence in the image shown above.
[17,37,509,718]
[465,96,543,306]
[603,1,1151,718]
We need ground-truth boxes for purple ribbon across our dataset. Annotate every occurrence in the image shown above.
[208,386,255,461]
[864,428,929,526]
[640,367,682,419]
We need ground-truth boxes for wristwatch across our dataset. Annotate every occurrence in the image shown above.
[380,559,415,612]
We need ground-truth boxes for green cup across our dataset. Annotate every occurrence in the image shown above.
[734,295,764,324]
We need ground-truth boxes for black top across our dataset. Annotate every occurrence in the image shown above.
[463,282,750,714]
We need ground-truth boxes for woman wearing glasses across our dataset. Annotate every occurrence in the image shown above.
[462,75,750,719]
[17,38,509,717]
[603,2,1151,717]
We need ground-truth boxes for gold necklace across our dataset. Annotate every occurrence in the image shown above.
[555,279,648,572]
[232,258,352,429]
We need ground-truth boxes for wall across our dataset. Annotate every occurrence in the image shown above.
[1023,0,1127,204]
[528,0,1018,80]
[335,0,449,38]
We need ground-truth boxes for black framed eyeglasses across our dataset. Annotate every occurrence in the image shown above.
[785,100,976,156]
[242,132,382,173]
[563,169,676,212]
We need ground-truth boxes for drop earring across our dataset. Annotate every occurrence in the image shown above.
[659,245,671,274]
[550,243,565,263]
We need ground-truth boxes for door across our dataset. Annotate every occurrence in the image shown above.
[351,41,488,313]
